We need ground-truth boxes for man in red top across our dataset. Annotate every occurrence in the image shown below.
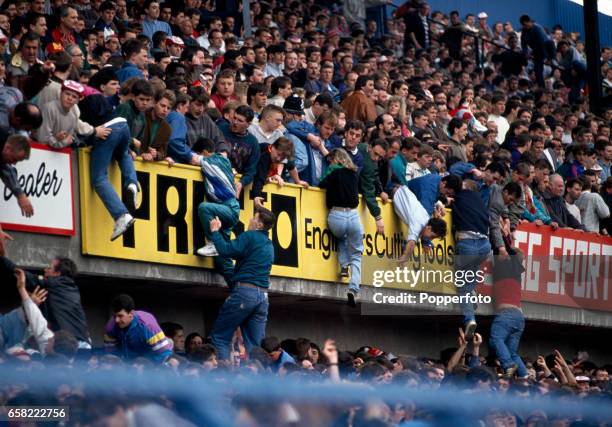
[490,249,528,379]
[211,70,238,111]
[51,5,79,47]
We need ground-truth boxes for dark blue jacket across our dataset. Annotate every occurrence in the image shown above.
[452,190,490,235]
[211,229,274,288]
[521,23,555,59]
[407,174,442,215]
[218,121,260,187]
[328,138,364,173]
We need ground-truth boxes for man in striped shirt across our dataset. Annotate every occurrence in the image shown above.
[104,294,173,363]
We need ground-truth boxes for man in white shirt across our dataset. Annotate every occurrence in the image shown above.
[405,144,433,182]
[248,105,285,145]
[393,186,447,264]
[304,93,333,125]
[487,94,509,144]
[564,178,583,224]
[576,173,610,232]
[264,44,285,78]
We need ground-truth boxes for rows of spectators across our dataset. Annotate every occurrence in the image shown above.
[1,281,611,426]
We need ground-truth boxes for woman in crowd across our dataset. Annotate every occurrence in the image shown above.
[318,148,362,307]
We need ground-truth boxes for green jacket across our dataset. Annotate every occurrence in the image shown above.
[116,100,145,142]
[358,143,381,219]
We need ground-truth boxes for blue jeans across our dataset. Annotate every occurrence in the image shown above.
[210,284,269,360]
[454,238,491,324]
[327,209,364,293]
[198,198,240,286]
[0,309,26,349]
[90,122,137,220]
[490,308,528,377]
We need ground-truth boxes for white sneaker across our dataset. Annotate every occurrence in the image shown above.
[196,242,218,256]
[111,213,135,241]
[126,183,139,213]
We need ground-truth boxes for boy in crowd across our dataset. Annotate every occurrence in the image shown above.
[104,294,173,363]
[218,105,260,199]
[116,79,155,150]
[37,80,111,149]
[251,137,304,207]
[131,89,175,166]
[405,144,434,182]
[192,137,239,284]
[329,120,366,173]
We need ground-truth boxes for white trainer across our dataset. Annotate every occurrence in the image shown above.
[196,242,219,257]
[111,213,135,241]
[126,183,139,213]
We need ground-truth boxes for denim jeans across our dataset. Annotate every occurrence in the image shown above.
[210,284,269,360]
[0,309,26,349]
[198,198,240,285]
[490,308,528,377]
[454,238,491,324]
[90,122,137,220]
[327,209,364,293]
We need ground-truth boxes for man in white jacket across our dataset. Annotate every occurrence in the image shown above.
[0,269,52,356]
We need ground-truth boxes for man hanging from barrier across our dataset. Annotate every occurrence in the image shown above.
[192,137,239,284]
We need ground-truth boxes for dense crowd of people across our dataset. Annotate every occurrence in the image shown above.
[1,0,612,424]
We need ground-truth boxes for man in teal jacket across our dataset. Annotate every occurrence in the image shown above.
[209,207,276,360]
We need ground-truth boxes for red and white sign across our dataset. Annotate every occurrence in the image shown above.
[1,143,75,236]
[479,224,612,312]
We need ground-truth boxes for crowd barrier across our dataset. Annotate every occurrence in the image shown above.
[76,150,612,312]
[2,148,612,312]
[77,148,454,285]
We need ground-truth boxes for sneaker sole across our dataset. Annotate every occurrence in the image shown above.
[464,322,477,340]
[197,252,219,257]
[196,249,219,257]
[110,217,135,241]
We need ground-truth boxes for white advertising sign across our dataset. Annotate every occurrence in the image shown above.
[1,143,75,236]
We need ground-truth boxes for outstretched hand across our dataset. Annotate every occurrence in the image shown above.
[209,216,222,233]
[30,286,48,306]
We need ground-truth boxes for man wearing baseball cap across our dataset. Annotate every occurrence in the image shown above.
[38,80,138,240]
[166,36,185,58]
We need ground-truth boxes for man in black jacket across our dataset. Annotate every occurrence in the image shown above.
[0,256,91,348]
[543,174,585,230]
[403,2,431,52]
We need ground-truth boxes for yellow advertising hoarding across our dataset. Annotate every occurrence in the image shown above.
[79,149,455,291]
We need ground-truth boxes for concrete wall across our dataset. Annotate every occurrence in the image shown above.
[3,274,610,363]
